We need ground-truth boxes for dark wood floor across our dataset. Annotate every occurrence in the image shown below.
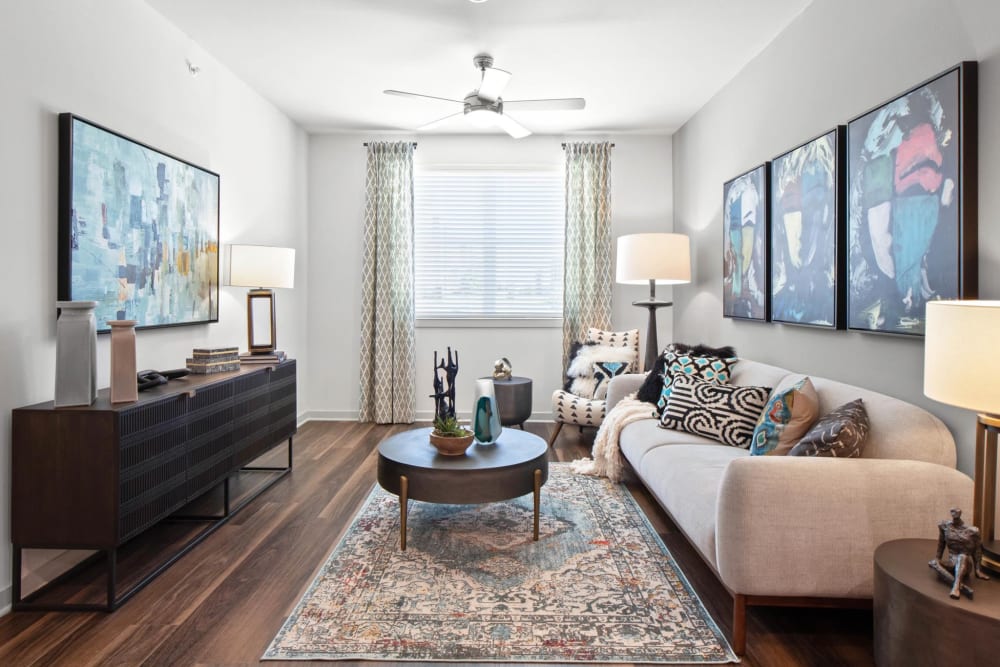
[0,421,875,666]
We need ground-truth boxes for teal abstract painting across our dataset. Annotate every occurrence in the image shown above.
[59,114,219,332]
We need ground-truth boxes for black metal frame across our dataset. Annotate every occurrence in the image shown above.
[11,436,292,612]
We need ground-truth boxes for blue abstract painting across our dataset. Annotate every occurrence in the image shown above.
[846,64,976,336]
[722,164,768,321]
[60,115,220,332]
[770,129,841,328]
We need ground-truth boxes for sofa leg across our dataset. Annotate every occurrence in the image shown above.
[732,593,747,656]
[547,422,564,447]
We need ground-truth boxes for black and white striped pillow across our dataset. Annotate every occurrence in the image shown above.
[659,376,771,448]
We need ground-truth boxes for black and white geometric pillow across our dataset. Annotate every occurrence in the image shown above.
[586,327,640,360]
[788,399,870,457]
[659,376,771,448]
[565,342,637,399]
[592,360,632,400]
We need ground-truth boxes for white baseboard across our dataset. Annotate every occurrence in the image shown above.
[0,585,10,616]
[301,410,552,424]
[302,410,360,421]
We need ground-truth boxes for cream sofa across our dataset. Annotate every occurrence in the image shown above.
[605,358,973,655]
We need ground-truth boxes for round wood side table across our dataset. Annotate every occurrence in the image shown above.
[874,538,1000,666]
[485,376,532,428]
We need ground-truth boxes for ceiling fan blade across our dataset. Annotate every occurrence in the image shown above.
[494,113,531,139]
[503,98,586,111]
[384,89,465,104]
[418,111,465,131]
[476,67,512,102]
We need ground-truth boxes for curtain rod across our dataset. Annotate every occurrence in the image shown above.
[561,143,615,149]
[363,142,418,149]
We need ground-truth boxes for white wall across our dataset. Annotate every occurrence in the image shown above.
[0,0,309,609]
[307,133,672,421]
[671,0,1000,475]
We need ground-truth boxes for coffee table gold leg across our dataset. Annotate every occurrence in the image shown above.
[533,468,541,541]
[400,475,408,551]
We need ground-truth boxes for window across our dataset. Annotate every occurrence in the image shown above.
[414,167,564,321]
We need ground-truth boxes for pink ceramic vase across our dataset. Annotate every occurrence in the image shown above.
[109,320,138,403]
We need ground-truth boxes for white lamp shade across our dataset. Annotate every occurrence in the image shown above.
[228,245,296,289]
[924,300,1000,415]
[616,233,691,285]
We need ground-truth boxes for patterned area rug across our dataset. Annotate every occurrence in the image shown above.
[264,464,737,663]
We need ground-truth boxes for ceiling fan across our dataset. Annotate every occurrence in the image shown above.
[384,53,586,139]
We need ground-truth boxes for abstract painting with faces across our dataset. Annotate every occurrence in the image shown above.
[847,65,974,336]
[771,129,842,328]
[722,164,768,321]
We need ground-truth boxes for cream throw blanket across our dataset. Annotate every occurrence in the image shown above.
[570,396,657,482]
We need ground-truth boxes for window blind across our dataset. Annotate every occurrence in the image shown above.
[414,168,564,319]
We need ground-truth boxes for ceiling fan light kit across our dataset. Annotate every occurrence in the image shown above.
[385,53,585,138]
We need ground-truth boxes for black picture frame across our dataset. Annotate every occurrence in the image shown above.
[58,113,221,333]
[845,61,977,336]
[769,127,846,329]
[722,163,770,322]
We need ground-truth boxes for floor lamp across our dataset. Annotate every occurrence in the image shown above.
[228,244,296,355]
[616,233,691,372]
[924,300,1000,573]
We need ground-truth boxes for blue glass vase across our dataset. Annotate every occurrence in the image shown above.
[473,379,502,445]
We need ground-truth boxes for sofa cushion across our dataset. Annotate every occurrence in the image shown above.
[660,376,771,448]
[620,418,725,470]
[750,377,820,455]
[636,444,749,568]
[790,398,870,457]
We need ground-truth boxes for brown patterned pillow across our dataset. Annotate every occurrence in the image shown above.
[788,399,869,457]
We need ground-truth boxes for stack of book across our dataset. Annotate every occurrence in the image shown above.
[239,350,287,365]
[186,347,240,374]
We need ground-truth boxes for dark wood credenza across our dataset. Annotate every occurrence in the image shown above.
[11,360,297,611]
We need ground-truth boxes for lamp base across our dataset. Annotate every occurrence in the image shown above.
[973,413,1000,573]
[247,288,277,355]
[632,298,672,372]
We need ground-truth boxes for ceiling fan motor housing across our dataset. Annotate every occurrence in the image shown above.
[463,92,502,115]
[473,53,494,71]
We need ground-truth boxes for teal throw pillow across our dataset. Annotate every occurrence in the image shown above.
[657,351,738,411]
[750,377,820,456]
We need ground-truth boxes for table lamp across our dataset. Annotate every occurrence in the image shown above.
[616,233,691,371]
[924,300,1000,572]
[228,244,295,354]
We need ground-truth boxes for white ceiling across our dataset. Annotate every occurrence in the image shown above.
[147,0,811,136]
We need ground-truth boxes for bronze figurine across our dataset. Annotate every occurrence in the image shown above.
[492,357,512,380]
[928,507,990,599]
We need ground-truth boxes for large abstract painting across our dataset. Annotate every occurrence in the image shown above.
[58,114,220,332]
[770,128,844,328]
[723,164,769,321]
[847,62,977,336]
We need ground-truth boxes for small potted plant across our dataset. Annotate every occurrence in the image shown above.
[430,416,474,456]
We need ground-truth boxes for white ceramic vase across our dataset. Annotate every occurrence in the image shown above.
[54,300,98,407]
[109,320,138,404]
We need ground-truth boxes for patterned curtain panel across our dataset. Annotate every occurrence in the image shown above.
[563,142,614,369]
[359,142,416,424]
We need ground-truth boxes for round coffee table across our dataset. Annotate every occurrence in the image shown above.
[376,427,548,550]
